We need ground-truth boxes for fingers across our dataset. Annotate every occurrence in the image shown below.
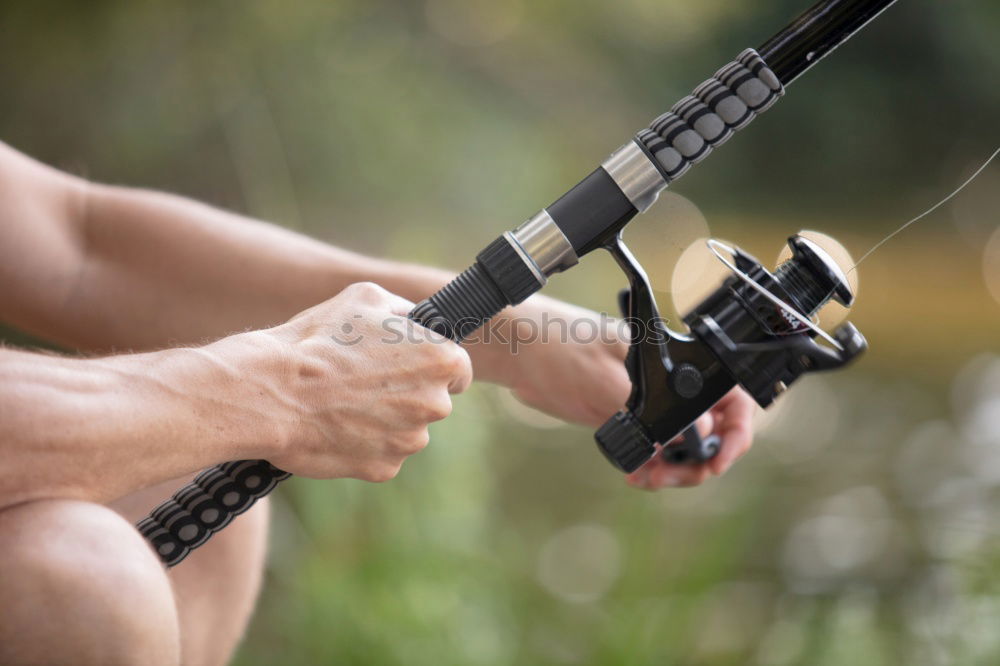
[624,456,712,490]
[341,282,472,396]
[651,456,712,488]
[264,282,477,484]
[706,388,756,476]
[402,318,473,394]
[444,346,473,393]
[624,389,756,491]
[624,412,715,490]
[693,411,713,439]
[337,282,474,393]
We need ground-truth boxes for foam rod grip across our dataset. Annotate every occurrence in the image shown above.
[138,460,290,567]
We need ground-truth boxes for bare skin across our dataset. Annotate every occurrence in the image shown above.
[0,141,755,665]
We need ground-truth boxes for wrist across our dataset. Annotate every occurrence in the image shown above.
[463,308,521,387]
[3,346,272,506]
[462,299,553,388]
[182,331,292,463]
[108,337,287,470]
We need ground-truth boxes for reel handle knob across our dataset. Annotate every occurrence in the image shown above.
[834,322,866,356]
[595,410,656,473]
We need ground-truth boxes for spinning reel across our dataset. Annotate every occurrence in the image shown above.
[595,232,866,473]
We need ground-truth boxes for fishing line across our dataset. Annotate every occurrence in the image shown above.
[850,145,1000,273]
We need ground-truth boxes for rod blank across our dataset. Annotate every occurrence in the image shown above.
[758,0,898,86]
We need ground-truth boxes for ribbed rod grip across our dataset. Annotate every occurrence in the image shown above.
[137,460,290,567]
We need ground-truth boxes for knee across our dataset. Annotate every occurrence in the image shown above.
[0,499,180,666]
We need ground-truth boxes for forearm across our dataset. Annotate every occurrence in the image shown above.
[0,345,277,508]
[48,184,428,344]
[0,142,517,384]
[29,181,511,381]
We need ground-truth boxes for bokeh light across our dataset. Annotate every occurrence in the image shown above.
[781,487,893,593]
[669,236,731,319]
[983,225,1000,307]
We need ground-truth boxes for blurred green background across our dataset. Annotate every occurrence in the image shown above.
[3,0,1000,664]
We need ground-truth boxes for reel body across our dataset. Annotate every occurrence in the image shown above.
[595,233,867,473]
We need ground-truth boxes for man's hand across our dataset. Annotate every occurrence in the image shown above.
[467,295,756,489]
[216,282,472,483]
[624,387,755,489]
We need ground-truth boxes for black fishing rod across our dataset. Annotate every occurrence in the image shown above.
[140,0,896,566]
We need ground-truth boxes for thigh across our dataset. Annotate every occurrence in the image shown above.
[111,476,271,666]
[0,499,181,666]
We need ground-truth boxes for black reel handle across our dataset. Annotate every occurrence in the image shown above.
[664,427,721,465]
[595,416,720,472]
[139,239,543,567]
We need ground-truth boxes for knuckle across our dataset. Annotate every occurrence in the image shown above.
[297,361,328,382]
[452,347,473,379]
[388,428,430,455]
[424,397,452,422]
[362,462,400,483]
[402,428,431,454]
[677,468,710,487]
[345,281,386,302]
[437,344,472,378]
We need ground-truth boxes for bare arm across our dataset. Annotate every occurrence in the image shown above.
[0,141,510,375]
[0,283,473,509]
[0,141,755,492]
[0,344,266,507]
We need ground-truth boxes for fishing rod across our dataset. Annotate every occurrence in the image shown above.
[140,0,896,566]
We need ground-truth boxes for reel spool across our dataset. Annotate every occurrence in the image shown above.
[595,231,867,473]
